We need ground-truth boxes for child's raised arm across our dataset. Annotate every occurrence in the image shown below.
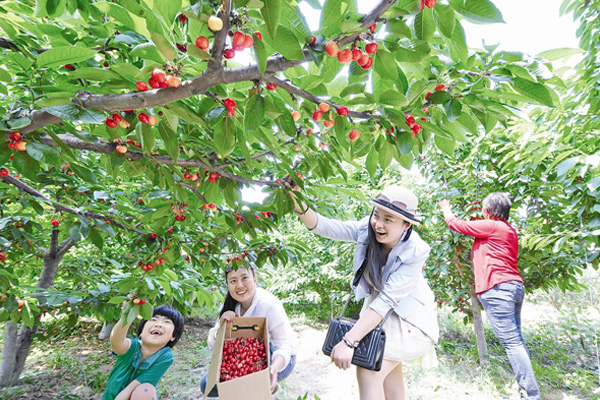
[110,317,133,355]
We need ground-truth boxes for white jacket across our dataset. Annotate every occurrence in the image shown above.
[311,214,439,343]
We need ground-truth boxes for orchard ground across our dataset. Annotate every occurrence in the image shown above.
[1,285,599,400]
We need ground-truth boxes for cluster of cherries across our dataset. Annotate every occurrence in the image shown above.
[223,31,256,59]
[135,68,181,92]
[420,0,437,12]
[220,337,267,382]
[6,132,26,151]
[0,167,9,176]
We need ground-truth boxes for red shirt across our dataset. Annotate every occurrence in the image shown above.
[446,217,523,294]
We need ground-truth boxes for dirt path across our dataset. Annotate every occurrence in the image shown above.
[275,323,359,400]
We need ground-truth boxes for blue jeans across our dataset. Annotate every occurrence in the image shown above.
[478,281,541,400]
[200,343,296,397]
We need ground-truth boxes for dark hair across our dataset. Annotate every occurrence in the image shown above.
[137,305,185,348]
[365,210,411,292]
[482,192,512,221]
[219,264,256,317]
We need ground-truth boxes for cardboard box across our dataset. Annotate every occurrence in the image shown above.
[205,317,271,400]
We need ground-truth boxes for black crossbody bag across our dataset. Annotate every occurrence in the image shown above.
[322,260,392,371]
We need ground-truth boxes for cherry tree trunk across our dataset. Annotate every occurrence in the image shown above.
[470,283,489,366]
[0,236,74,387]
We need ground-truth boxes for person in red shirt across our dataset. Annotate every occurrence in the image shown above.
[437,193,541,400]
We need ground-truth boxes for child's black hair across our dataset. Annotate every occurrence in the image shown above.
[136,304,185,348]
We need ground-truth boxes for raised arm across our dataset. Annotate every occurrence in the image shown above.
[110,317,133,355]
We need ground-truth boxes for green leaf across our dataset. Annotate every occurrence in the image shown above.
[429,91,452,104]
[536,47,585,61]
[450,22,468,64]
[434,5,456,38]
[511,77,554,107]
[69,67,122,81]
[70,163,98,184]
[414,8,435,42]
[397,131,413,155]
[7,117,32,130]
[386,19,412,39]
[26,143,61,167]
[262,0,282,38]
[150,32,177,61]
[130,43,165,64]
[213,118,236,157]
[108,296,126,304]
[153,0,181,25]
[379,90,408,107]
[434,134,455,155]
[140,301,153,320]
[37,46,96,68]
[244,95,265,132]
[373,49,398,81]
[12,152,40,181]
[321,0,348,28]
[89,227,104,250]
[69,224,82,242]
[97,220,115,237]
[0,68,12,83]
[157,122,180,161]
[445,98,462,122]
[253,36,267,75]
[268,25,304,60]
[45,104,80,120]
[365,145,378,177]
[394,40,430,63]
[449,0,504,24]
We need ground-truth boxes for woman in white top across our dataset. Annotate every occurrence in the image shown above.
[289,183,438,400]
[201,262,296,396]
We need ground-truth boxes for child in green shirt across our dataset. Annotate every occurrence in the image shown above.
[102,305,184,400]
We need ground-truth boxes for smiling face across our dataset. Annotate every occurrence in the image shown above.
[140,315,176,348]
[370,206,411,251]
[226,267,257,309]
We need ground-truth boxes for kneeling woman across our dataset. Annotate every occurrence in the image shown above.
[201,262,296,395]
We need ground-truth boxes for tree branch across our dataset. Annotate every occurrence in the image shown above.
[209,0,233,66]
[0,174,144,234]
[48,229,59,255]
[268,76,377,120]
[57,238,76,258]
[37,133,277,186]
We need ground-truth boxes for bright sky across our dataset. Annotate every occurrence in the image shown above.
[242,0,581,203]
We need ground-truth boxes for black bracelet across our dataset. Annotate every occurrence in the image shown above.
[294,203,309,216]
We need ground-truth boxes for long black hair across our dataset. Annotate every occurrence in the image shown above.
[219,263,256,317]
[364,210,412,292]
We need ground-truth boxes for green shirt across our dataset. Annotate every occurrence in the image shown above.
[101,338,174,400]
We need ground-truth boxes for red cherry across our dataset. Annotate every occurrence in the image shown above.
[425,0,437,8]
[254,31,262,40]
[151,69,167,84]
[148,78,160,89]
[10,132,21,141]
[336,106,349,116]
[361,57,373,69]
[232,31,245,48]
[309,35,316,45]
[138,113,150,124]
[425,91,433,100]
[105,118,117,128]
[352,48,362,61]
[435,83,446,92]
[103,61,109,67]
[51,219,60,227]
[223,48,235,59]
[365,42,378,54]
[348,130,360,141]
[176,43,188,52]
[195,36,209,50]
[178,13,188,23]
[337,49,352,63]
[135,81,148,92]
[0,168,8,176]
[369,23,376,33]
[312,110,323,121]
[266,83,277,90]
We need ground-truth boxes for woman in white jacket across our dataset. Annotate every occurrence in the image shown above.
[290,184,438,400]
[201,262,296,397]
